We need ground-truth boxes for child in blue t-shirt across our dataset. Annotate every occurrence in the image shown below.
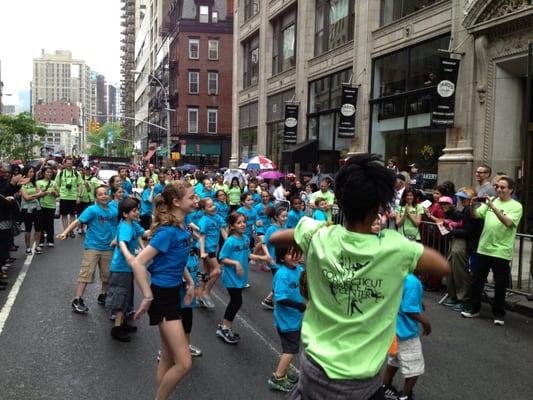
[197,198,227,309]
[286,197,305,229]
[237,192,262,248]
[216,212,265,344]
[179,249,203,357]
[312,197,328,221]
[244,181,262,206]
[58,185,118,314]
[106,197,150,342]
[140,178,156,229]
[268,245,306,393]
[214,189,229,221]
[254,192,274,238]
[382,273,431,400]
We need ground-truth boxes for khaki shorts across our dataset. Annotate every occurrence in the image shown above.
[78,249,112,284]
[387,337,425,378]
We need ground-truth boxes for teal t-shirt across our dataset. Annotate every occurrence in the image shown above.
[197,213,226,253]
[273,264,305,332]
[111,220,145,272]
[476,198,523,260]
[78,203,118,251]
[219,234,250,289]
[294,217,423,380]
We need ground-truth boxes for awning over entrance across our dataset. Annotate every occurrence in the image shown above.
[143,149,156,161]
[184,143,221,155]
[282,139,318,168]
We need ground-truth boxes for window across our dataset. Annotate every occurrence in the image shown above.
[314,0,355,56]
[189,38,199,59]
[199,5,209,23]
[212,11,219,23]
[188,108,199,133]
[272,9,297,75]
[189,71,199,94]
[243,34,260,88]
[239,102,258,161]
[208,72,219,95]
[370,35,451,188]
[380,0,438,26]
[244,0,259,20]
[207,109,218,133]
[266,89,295,165]
[208,40,219,60]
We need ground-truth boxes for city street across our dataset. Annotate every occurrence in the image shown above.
[0,229,532,400]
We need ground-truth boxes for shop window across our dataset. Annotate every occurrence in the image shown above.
[380,0,439,26]
[267,89,295,164]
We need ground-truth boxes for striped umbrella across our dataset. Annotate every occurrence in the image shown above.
[239,156,277,170]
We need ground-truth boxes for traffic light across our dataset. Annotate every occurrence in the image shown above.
[89,119,101,133]
[94,121,100,132]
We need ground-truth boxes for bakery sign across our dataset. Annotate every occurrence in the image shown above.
[431,57,461,128]
[338,85,358,137]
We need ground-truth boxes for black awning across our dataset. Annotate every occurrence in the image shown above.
[282,139,318,169]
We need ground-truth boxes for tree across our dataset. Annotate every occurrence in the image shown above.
[86,121,133,158]
[0,112,47,162]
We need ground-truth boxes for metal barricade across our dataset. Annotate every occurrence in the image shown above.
[511,233,533,296]
[419,221,450,256]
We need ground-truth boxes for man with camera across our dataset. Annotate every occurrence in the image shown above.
[55,157,83,237]
[461,176,522,326]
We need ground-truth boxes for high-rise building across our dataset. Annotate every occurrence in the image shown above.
[0,59,4,115]
[121,0,137,140]
[31,50,93,149]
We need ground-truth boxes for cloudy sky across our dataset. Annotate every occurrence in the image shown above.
[0,0,122,106]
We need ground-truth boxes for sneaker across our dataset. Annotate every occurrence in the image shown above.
[268,374,295,392]
[122,323,138,333]
[397,393,414,400]
[25,248,32,255]
[286,364,299,384]
[216,325,239,344]
[382,384,399,400]
[109,314,116,321]
[97,293,107,305]
[71,298,89,314]
[244,283,251,289]
[111,326,131,342]
[156,350,162,362]
[261,298,274,310]
[200,294,215,308]
[34,247,42,255]
[443,297,459,307]
[494,319,505,326]
[47,243,54,248]
[189,344,203,357]
[461,310,480,318]
[452,302,466,312]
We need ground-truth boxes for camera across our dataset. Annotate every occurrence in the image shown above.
[65,183,72,190]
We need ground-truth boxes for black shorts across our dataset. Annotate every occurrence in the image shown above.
[148,284,181,326]
[277,328,301,354]
[21,209,42,232]
[59,199,77,216]
[77,202,91,217]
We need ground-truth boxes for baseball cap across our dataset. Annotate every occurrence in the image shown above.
[455,191,471,200]
[438,196,453,204]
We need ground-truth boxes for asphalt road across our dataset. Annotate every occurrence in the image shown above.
[0,229,532,400]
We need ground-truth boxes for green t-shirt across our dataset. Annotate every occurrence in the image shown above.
[36,179,58,209]
[476,198,523,260]
[310,190,336,220]
[21,182,40,210]
[228,186,242,206]
[395,204,424,241]
[55,169,82,200]
[79,178,92,203]
[294,217,423,380]
[214,182,230,194]
[87,176,102,202]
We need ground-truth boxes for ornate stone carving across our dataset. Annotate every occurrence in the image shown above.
[475,35,489,104]
[478,0,530,23]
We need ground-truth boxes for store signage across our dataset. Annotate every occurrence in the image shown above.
[432,57,461,128]
[339,85,358,137]
[284,104,299,145]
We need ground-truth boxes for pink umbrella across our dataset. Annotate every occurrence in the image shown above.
[259,171,285,180]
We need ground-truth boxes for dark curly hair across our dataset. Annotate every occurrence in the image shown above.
[334,153,395,223]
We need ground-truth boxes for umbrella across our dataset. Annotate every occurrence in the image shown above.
[177,163,198,172]
[259,171,284,180]
[224,168,247,186]
[240,156,276,170]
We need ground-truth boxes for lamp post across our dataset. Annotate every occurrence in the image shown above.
[131,70,171,161]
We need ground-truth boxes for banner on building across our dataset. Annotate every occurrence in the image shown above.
[284,104,299,145]
[431,57,461,128]
[338,85,358,137]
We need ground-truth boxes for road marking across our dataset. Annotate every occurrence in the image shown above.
[0,251,34,335]
[210,289,282,357]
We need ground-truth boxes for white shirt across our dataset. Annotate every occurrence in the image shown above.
[273,185,286,202]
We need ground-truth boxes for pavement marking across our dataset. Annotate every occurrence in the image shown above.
[210,289,282,357]
[0,250,35,335]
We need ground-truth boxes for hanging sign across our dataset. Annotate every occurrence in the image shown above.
[284,104,299,145]
[431,57,461,128]
[338,85,358,137]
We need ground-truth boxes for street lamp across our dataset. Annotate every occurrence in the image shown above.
[131,70,172,161]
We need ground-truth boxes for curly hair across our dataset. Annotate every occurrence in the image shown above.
[151,181,192,233]
[334,153,395,223]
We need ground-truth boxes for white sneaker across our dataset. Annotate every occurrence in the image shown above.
[494,319,505,326]
[47,243,54,248]
[461,310,480,318]
[201,294,215,308]
[189,344,203,357]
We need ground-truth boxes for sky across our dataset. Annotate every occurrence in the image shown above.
[0,0,122,106]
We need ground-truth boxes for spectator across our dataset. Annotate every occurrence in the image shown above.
[474,164,496,198]
[424,185,447,222]
[462,176,523,325]
[309,179,336,221]
[395,188,423,241]
[387,159,399,174]
[388,174,407,229]
[272,179,287,204]
[55,157,82,238]
[408,163,424,189]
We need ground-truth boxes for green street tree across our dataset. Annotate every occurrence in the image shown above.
[86,121,133,158]
[0,112,47,162]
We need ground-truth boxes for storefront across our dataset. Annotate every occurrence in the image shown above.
[238,101,258,162]
[266,88,295,166]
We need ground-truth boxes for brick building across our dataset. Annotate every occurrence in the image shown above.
[33,100,81,125]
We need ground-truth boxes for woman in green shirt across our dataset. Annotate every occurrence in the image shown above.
[395,188,423,241]
[20,166,45,255]
[37,166,59,247]
[227,177,243,212]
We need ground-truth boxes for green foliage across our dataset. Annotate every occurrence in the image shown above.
[86,121,133,158]
[0,112,47,162]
